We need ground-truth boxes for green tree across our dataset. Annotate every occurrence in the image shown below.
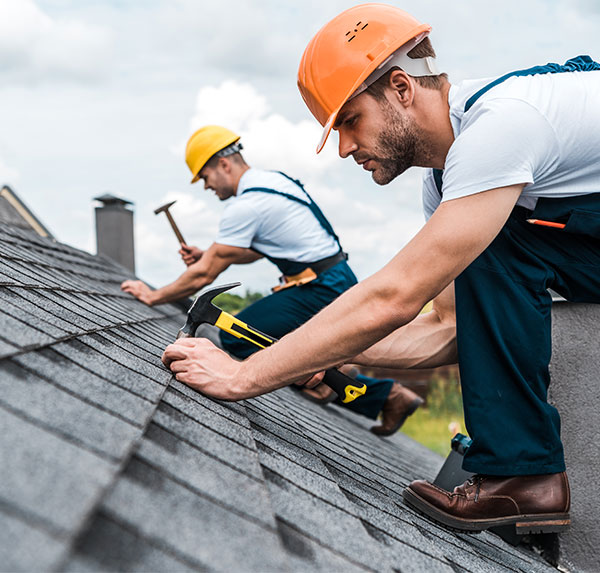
[212,290,265,315]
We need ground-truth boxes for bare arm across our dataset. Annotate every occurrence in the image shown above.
[352,281,457,370]
[121,242,262,306]
[162,185,523,399]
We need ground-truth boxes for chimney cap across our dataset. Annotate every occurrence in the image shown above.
[94,193,133,207]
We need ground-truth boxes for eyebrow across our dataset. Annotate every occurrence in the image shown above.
[334,110,350,129]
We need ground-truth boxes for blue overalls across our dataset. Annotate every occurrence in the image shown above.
[433,56,600,476]
[218,172,394,418]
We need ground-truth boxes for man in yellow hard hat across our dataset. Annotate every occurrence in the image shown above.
[162,4,600,536]
[122,124,424,433]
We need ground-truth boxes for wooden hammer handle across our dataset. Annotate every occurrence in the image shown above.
[165,210,186,245]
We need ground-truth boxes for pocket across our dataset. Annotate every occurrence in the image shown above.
[564,209,600,238]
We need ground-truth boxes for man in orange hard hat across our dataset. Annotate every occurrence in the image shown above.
[162,4,600,535]
[123,125,424,433]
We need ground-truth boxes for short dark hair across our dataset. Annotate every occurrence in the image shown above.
[205,151,247,169]
[366,37,448,100]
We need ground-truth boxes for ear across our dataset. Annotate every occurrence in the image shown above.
[218,156,232,173]
[388,69,414,108]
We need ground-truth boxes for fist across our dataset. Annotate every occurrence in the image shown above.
[179,244,204,266]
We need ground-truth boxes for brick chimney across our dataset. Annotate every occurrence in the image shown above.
[94,194,135,273]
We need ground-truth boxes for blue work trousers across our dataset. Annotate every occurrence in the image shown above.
[456,194,600,476]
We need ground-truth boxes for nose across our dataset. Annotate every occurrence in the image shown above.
[338,130,358,159]
[203,180,209,190]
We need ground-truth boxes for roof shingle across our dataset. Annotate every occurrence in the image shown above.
[0,221,558,572]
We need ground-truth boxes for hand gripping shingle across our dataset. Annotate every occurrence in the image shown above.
[177,282,366,403]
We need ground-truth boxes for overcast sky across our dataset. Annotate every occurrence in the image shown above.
[1,0,599,293]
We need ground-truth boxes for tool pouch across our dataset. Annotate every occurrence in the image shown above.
[272,267,318,292]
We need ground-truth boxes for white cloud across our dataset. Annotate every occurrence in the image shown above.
[188,79,339,176]
[0,0,113,84]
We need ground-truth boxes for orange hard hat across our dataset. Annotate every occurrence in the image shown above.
[298,3,434,153]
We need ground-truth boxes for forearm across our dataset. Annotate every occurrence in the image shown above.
[352,308,457,369]
[147,267,213,305]
[239,268,430,397]
[353,284,457,369]
[146,242,251,306]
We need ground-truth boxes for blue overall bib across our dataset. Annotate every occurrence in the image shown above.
[218,173,393,418]
[433,56,600,475]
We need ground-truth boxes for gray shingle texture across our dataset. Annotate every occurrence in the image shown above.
[0,222,558,572]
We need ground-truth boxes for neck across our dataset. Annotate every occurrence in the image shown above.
[231,164,251,194]
[414,81,454,170]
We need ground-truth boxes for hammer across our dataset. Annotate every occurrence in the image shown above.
[154,201,186,245]
[177,282,367,403]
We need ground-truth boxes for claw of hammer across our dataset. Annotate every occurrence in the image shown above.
[154,200,186,245]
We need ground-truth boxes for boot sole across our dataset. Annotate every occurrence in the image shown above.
[403,487,570,534]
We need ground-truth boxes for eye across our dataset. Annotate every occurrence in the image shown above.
[345,114,358,127]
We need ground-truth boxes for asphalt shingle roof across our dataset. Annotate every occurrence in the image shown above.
[0,221,558,572]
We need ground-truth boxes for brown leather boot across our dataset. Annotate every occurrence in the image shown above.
[370,383,424,436]
[403,472,571,534]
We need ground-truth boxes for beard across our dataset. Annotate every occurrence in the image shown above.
[368,102,421,185]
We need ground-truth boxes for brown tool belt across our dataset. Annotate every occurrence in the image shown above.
[272,251,347,292]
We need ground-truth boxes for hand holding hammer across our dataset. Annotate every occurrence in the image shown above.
[170,282,367,403]
[155,200,204,266]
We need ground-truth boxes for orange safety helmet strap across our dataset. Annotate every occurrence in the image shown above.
[298,3,434,153]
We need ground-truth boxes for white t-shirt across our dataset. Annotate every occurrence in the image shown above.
[423,69,600,219]
[216,168,340,262]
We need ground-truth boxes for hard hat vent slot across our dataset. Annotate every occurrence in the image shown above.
[345,21,368,42]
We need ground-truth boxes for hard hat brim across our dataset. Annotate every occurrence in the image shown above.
[316,114,336,154]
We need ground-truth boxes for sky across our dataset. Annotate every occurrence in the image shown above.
[1,0,599,293]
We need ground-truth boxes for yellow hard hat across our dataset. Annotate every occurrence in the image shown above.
[185,125,241,183]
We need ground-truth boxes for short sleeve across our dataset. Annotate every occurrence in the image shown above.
[441,98,560,203]
[215,199,261,249]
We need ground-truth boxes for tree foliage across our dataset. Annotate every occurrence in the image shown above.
[212,290,264,315]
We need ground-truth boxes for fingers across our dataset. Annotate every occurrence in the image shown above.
[303,371,326,389]
[161,337,216,366]
[161,344,190,366]
[174,337,213,348]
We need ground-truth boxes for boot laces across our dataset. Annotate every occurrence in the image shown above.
[466,475,483,502]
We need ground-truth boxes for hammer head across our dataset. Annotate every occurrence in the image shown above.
[177,282,241,338]
[154,200,177,215]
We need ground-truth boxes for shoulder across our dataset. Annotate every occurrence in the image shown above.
[239,168,304,199]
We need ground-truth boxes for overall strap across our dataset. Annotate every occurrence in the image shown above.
[242,171,342,249]
[432,168,444,198]
[434,55,600,197]
[464,55,600,113]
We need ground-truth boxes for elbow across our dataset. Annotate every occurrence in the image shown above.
[363,280,424,333]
